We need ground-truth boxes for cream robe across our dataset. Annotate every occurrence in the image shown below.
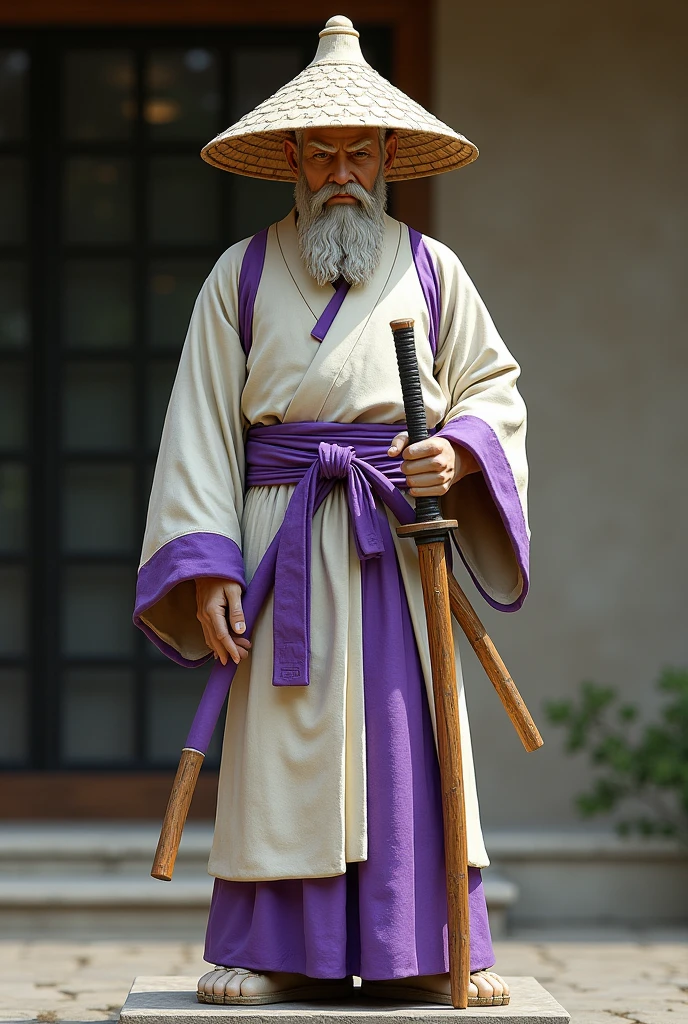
[139,210,529,880]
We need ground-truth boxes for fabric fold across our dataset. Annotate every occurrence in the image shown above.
[134,532,246,667]
[438,414,529,610]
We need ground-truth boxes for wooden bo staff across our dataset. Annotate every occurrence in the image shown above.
[447,570,542,753]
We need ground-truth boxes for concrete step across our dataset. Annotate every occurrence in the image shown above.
[0,823,519,939]
[0,876,213,905]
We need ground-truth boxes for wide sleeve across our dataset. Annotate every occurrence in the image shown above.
[429,238,530,612]
[133,248,248,664]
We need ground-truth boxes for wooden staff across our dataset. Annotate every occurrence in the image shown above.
[447,568,542,753]
[151,747,204,881]
[391,317,470,1009]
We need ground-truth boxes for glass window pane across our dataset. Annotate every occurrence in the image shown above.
[231,48,302,121]
[0,364,27,448]
[0,566,27,655]
[149,258,210,350]
[0,670,28,764]
[0,463,28,553]
[146,49,220,141]
[148,664,221,765]
[149,157,218,244]
[62,463,134,554]
[62,668,134,764]
[0,50,29,142]
[63,362,133,452]
[0,262,29,350]
[0,159,26,243]
[64,50,135,141]
[64,158,132,244]
[62,565,135,656]
[64,260,133,350]
[233,177,293,242]
[147,360,177,451]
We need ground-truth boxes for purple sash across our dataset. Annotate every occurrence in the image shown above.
[185,422,415,751]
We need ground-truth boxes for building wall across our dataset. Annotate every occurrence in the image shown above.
[433,0,687,830]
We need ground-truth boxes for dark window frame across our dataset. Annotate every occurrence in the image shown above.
[0,24,393,777]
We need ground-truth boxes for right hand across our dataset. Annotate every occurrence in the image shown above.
[195,577,251,666]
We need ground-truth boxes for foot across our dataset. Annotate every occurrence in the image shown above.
[372,970,510,1004]
[469,971,509,1003]
[198,968,311,1004]
[197,966,351,1005]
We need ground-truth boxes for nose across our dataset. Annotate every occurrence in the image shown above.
[329,153,353,186]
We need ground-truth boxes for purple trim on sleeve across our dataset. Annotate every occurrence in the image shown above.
[133,532,246,666]
[409,226,440,356]
[238,227,269,356]
[311,276,351,342]
[437,415,529,612]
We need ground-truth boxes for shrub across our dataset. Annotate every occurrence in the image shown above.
[544,667,688,845]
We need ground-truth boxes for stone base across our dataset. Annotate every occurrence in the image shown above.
[119,977,570,1024]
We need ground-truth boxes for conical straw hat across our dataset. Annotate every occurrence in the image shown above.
[201,15,478,182]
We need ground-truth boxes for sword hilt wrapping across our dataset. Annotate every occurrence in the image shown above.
[390,318,443,525]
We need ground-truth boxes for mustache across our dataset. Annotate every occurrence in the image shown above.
[307,180,378,218]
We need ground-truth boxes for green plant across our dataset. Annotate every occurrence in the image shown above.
[544,667,688,845]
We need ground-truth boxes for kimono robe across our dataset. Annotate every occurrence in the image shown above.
[135,209,529,975]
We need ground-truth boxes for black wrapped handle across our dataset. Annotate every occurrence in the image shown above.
[390,318,443,525]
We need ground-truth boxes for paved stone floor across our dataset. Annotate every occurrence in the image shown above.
[0,936,686,1024]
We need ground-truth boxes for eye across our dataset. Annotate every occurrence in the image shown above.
[312,151,330,160]
[353,150,370,158]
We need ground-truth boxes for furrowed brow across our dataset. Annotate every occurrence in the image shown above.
[344,138,375,151]
[305,139,337,153]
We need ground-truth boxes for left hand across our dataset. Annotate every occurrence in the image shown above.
[388,431,480,497]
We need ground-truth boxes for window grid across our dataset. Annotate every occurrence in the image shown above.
[0,25,392,771]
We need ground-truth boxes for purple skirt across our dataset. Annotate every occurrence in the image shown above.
[205,503,494,980]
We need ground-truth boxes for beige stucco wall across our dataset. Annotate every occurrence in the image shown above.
[433,0,687,829]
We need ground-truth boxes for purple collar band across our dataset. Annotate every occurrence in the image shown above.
[310,277,351,342]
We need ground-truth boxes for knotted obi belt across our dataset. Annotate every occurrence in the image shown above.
[244,421,418,688]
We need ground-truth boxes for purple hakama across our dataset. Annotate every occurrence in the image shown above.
[204,500,495,979]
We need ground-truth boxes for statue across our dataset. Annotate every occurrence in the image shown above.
[135,14,530,1008]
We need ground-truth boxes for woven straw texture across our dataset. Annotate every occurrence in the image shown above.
[201,19,478,182]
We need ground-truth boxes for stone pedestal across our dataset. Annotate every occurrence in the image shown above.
[119,976,570,1024]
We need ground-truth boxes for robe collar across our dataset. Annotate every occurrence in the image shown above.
[275,208,400,344]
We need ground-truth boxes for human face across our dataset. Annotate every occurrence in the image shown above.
[284,127,397,205]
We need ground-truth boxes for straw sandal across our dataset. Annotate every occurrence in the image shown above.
[361,971,510,1007]
[197,967,355,1005]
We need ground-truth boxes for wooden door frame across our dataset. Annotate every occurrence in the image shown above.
[0,0,433,820]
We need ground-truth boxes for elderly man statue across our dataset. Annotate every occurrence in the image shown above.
[135,15,529,1009]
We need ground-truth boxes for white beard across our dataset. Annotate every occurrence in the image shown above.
[294,171,387,287]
